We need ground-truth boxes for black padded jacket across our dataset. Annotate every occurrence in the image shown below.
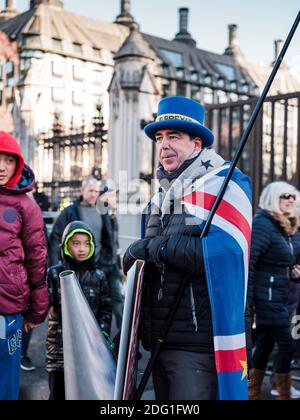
[140,202,214,354]
[46,259,112,372]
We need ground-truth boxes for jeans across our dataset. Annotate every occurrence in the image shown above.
[48,371,65,400]
[152,349,218,400]
[21,329,32,358]
[253,325,296,374]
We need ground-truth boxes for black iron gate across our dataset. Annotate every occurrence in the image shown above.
[37,106,107,210]
[206,92,300,207]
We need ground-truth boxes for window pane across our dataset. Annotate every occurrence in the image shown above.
[176,82,186,97]
[215,63,236,81]
[52,38,63,51]
[73,43,82,54]
[159,48,183,68]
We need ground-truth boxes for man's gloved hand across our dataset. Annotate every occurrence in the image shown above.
[122,238,151,275]
[123,237,168,275]
[147,236,168,265]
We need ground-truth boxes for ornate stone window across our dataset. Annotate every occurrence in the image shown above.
[52,87,64,103]
[72,90,84,106]
[72,65,85,81]
[52,60,65,77]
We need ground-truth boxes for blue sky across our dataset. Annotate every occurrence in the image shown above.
[10,0,300,69]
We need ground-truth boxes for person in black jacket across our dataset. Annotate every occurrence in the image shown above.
[123,96,251,400]
[49,177,114,268]
[248,181,300,400]
[49,177,120,335]
[46,221,112,400]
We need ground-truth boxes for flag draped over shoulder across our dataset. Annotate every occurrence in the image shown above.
[182,164,252,400]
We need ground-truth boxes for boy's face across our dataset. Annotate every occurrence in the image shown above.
[0,153,18,186]
[67,233,91,262]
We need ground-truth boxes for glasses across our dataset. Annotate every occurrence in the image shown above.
[280,193,296,201]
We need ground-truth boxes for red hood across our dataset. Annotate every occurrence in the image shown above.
[0,131,25,187]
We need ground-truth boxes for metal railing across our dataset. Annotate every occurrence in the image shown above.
[207,92,300,207]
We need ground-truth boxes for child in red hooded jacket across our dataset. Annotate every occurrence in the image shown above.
[0,131,48,400]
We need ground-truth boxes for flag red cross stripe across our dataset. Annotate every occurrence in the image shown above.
[215,347,247,373]
[183,191,251,250]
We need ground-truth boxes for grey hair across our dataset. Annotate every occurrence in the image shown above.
[82,176,101,190]
[259,181,299,214]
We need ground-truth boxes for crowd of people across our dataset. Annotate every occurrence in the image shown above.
[1,95,300,401]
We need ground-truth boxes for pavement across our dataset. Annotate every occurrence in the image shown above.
[20,321,300,401]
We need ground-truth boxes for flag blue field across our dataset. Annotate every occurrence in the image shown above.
[183,164,252,400]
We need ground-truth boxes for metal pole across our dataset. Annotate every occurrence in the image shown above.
[133,10,300,400]
[201,10,300,238]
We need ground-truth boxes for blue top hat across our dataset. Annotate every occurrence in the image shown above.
[144,96,214,147]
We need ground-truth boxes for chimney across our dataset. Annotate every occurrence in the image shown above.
[274,40,283,61]
[6,0,16,8]
[272,39,286,68]
[224,24,244,59]
[174,8,196,48]
[0,0,18,21]
[179,7,189,34]
[121,0,131,15]
[115,0,135,27]
[228,24,238,48]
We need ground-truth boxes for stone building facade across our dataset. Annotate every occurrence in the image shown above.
[0,1,299,241]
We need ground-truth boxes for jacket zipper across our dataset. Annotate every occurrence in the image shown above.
[158,214,165,302]
[157,198,174,303]
[285,236,295,277]
[268,276,274,301]
[287,236,294,257]
[190,284,198,332]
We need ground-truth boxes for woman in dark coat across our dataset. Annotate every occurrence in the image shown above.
[248,182,300,400]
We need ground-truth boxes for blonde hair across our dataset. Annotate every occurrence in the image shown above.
[259,181,299,215]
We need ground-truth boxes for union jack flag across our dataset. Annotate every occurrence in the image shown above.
[182,163,252,400]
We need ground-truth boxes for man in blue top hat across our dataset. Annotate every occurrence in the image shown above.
[123,96,252,400]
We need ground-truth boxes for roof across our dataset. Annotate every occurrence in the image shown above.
[115,24,156,61]
[0,3,298,95]
[0,9,36,39]
[142,33,257,95]
[235,58,300,95]
[0,4,129,63]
